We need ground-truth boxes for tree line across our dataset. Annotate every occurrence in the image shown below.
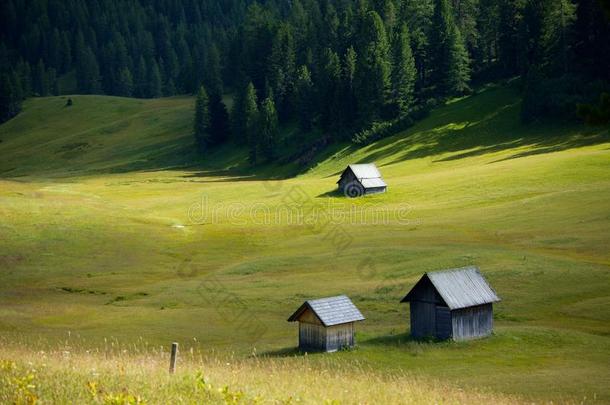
[1,0,609,157]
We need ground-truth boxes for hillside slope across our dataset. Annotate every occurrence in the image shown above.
[0,85,609,402]
[0,95,197,177]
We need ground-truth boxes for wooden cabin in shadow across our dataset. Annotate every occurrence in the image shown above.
[401,266,500,341]
[337,163,387,197]
[288,295,365,352]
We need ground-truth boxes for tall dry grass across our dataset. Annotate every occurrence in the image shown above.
[0,335,536,405]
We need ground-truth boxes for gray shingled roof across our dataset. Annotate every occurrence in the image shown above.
[402,266,500,310]
[287,295,365,326]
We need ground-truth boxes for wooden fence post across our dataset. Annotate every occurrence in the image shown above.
[169,342,178,374]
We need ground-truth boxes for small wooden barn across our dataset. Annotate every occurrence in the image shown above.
[400,266,500,341]
[337,163,387,197]
[287,295,365,352]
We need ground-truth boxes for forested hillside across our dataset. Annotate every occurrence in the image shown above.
[1,0,609,160]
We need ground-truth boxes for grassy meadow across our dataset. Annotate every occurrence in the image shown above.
[1,84,609,403]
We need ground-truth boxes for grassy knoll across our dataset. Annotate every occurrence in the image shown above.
[1,85,609,403]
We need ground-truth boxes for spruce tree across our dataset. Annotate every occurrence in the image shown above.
[243,82,259,164]
[193,85,210,151]
[33,59,48,96]
[446,26,471,95]
[0,70,23,123]
[294,65,314,131]
[541,0,577,76]
[258,96,279,161]
[209,92,230,146]
[340,46,358,129]
[230,81,248,141]
[135,57,147,98]
[77,47,101,94]
[148,61,162,98]
[318,48,341,130]
[116,67,134,97]
[269,23,296,121]
[390,23,417,117]
[430,0,470,96]
[354,10,391,123]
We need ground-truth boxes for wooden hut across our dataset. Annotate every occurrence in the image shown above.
[337,163,387,197]
[287,295,365,352]
[400,266,500,341]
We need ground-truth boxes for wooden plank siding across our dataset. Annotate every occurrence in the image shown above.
[325,323,354,351]
[451,303,493,340]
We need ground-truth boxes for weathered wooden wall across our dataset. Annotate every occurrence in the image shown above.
[338,170,356,192]
[299,322,356,351]
[363,186,386,195]
[296,307,356,351]
[409,277,446,339]
[299,322,327,350]
[435,306,452,339]
[325,323,354,351]
[451,303,493,340]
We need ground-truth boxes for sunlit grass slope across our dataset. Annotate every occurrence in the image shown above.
[0,84,609,402]
[0,95,197,177]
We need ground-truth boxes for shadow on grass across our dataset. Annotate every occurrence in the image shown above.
[315,189,344,198]
[350,86,609,169]
[259,346,327,358]
[362,332,453,347]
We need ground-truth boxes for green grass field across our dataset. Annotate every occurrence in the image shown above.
[1,85,609,403]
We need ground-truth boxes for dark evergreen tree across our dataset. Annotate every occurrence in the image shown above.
[430,0,470,96]
[134,57,148,98]
[269,23,296,121]
[209,92,230,146]
[116,67,134,97]
[148,61,163,98]
[194,85,210,151]
[318,48,342,131]
[390,23,417,116]
[244,82,259,164]
[0,70,22,123]
[339,46,359,132]
[231,80,248,142]
[33,59,48,96]
[294,65,314,131]
[258,96,279,161]
[354,10,391,123]
[76,47,101,94]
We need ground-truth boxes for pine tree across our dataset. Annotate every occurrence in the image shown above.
[446,26,471,95]
[354,10,391,123]
[148,61,162,98]
[258,96,279,161]
[77,47,101,94]
[209,92,230,146]
[244,82,259,164]
[134,57,147,98]
[390,23,417,117]
[116,67,133,97]
[294,65,314,131]
[342,46,358,125]
[541,0,577,76]
[231,80,248,142]
[193,85,210,151]
[430,0,470,96]
[0,70,23,123]
[318,48,342,130]
[269,23,296,121]
[33,59,48,96]
[204,44,223,95]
